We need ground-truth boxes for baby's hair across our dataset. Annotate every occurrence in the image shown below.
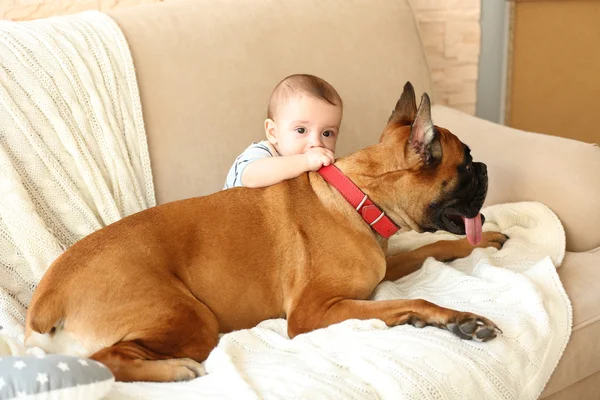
[267,74,343,120]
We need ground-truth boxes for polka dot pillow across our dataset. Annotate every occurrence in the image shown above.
[0,354,114,399]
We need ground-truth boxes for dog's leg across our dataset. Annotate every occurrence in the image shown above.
[384,231,508,281]
[90,297,219,382]
[288,297,500,342]
[90,341,208,382]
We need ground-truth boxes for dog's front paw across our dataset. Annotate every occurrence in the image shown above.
[167,358,206,381]
[475,231,508,250]
[445,312,501,342]
[435,232,509,263]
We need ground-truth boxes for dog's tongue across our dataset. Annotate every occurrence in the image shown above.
[462,213,482,246]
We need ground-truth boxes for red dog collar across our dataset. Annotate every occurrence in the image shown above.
[317,164,400,238]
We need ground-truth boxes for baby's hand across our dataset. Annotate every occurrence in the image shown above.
[304,148,335,171]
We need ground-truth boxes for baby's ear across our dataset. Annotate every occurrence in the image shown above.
[265,119,278,144]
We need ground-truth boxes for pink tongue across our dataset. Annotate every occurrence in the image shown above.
[462,213,482,246]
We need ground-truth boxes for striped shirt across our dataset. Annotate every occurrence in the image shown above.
[223,141,279,189]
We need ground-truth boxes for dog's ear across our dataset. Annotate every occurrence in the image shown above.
[408,93,442,166]
[388,81,417,125]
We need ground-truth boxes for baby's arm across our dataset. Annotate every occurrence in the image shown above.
[242,148,335,188]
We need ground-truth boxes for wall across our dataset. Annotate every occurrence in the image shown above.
[410,0,481,115]
[0,0,483,116]
[476,0,509,124]
[508,0,600,144]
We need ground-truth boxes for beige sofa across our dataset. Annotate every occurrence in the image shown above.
[107,0,600,398]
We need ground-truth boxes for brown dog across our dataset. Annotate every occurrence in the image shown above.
[25,82,506,383]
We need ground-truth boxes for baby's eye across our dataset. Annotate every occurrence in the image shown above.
[296,127,306,134]
[323,130,334,137]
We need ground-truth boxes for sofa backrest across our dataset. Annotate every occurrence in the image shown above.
[110,0,433,203]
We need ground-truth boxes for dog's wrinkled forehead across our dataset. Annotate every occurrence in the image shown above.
[435,126,470,164]
[427,127,483,191]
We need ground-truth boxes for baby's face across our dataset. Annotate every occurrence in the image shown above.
[271,95,342,156]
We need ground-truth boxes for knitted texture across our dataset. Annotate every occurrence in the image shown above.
[0,11,154,341]
[107,202,571,400]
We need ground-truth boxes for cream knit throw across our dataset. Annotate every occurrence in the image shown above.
[0,11,154,342]
[107,202,571,400]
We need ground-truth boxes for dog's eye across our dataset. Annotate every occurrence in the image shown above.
[466,163,472,172]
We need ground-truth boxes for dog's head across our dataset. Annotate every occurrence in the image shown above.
[350,82,487,245]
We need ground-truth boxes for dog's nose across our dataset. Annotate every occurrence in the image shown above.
[475,162,487,177]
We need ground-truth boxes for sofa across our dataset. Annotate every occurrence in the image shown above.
[3,0,597,398]
[105,1,600,398]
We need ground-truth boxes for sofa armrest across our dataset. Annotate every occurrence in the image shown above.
[432,105,600,253]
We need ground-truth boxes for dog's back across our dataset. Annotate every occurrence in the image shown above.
[25,173,379,358]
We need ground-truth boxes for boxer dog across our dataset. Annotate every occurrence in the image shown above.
[26,82,506,382]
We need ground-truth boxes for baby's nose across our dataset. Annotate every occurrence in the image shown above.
[309,133,324,147]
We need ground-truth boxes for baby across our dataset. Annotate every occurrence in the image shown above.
[223,74,343,189]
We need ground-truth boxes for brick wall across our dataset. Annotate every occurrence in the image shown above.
[0,0,481,115]
[411,0,481,114]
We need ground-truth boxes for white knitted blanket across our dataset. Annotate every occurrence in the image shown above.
[0,11,154,341]
[107,202,571,400]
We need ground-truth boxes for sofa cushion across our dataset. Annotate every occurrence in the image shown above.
[110,0,433,203]
[542,370,600,400]
[540,250,600,398]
